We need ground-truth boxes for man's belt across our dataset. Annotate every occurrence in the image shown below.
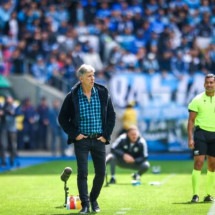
[84,133,102,139]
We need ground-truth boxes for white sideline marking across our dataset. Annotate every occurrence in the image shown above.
[115,208,131,214]
[149,173,176,186]
[207,201,215,215]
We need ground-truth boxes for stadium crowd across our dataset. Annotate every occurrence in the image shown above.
[0,0,215,93]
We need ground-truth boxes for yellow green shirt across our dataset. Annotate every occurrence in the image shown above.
[188,92,215,131]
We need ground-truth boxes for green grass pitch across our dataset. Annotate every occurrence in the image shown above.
[0,160,214,215]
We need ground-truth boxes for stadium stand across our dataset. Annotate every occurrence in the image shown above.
[0,0,215,159]
[0,0,215,93]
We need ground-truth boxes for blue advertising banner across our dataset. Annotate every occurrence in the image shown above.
[109,72,205,152]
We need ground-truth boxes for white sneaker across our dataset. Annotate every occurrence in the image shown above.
[131,173,140,181]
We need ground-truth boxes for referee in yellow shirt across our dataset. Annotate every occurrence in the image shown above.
[187,73,215,203]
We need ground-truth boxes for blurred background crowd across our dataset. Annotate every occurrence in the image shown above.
[0,95,70,167]
[0,0,215,93]
[1,0,215,166]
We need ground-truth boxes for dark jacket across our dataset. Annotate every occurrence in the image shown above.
[58,82,116,144]
[111,133,148,163]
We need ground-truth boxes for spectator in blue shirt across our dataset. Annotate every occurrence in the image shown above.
[21,97,38,150]
[96,2,111,19]
[31,55,48,83]
[36,96,50,150]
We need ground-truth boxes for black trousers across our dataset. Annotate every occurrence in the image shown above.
[108,154,150,176]
[74,138,106,207]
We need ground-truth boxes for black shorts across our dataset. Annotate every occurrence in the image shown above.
[193,127,215,157]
